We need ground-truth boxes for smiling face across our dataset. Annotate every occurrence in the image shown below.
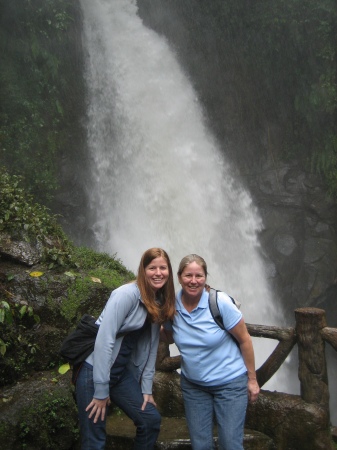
[178,261,207,300]
[145,256,170,292]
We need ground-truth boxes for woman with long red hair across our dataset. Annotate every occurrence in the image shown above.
[76,248,176,449]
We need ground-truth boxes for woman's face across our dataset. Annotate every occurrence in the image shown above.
[178,261,206,299]
[145,256,170,292]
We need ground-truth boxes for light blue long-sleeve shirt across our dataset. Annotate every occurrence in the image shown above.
[86,282,160,399]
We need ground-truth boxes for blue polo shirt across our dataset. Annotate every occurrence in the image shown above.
[171,288,247,386]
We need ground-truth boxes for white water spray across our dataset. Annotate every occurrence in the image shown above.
[80,0,287,386]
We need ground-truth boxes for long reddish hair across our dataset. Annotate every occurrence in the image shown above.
[137,248,176,323]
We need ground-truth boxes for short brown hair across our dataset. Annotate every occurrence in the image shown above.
[177,254,208,277]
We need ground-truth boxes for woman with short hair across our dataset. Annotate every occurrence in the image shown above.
[163,253,259,450]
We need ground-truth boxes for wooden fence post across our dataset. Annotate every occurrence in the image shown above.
[295,307,330,412]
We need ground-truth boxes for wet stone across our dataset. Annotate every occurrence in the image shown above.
[106,411,275,449]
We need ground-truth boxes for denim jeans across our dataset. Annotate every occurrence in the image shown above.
[180,372,248,450]
[76,362,161,450]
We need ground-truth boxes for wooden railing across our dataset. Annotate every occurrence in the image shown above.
[247,307,337,411]
[156,307,337,448]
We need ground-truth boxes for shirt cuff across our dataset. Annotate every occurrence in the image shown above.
[94,382,109,400]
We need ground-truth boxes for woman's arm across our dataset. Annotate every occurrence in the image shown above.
[92,285,139,399]
[229,318,260,402]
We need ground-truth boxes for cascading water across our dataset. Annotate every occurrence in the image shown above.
[79,0,290,389]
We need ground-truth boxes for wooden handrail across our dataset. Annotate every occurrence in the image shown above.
[161,308,337,413]
[246,323,297,387]
[246,323,295,340]
[321,327,337,351]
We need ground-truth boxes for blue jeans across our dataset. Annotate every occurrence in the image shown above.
[76,362,161,449]
[180,373,248,450]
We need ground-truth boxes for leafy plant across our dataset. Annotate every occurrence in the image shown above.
[311,134,337,196]
[18,387,79,449]
[0,0,84,205]
[72,246,134,276]
[0,297,40,356]
[0,167,74,266]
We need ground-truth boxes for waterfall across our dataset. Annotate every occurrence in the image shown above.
[79,0,288,388]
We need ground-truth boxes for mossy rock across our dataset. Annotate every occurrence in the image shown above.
[0,370,78,450]
[0,249,134,386]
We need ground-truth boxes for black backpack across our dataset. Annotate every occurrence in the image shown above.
[59,314,99,366]
[208,288,241,329]
[59,314,127,384]
[208,288,241,348]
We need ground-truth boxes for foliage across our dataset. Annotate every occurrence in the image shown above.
[311,134,337,196]
[0,167,134,337]
[57,247,135,319]
[60,250,134,321]
[61,275,95,319]
[0,277,40,374]
[0,167,74,266]
[0,297,40,327]
[234,0,337,188]
[72,246,134,277]
[58,362,70,374]
[0,0,84,205]
[0,322,40,381]
[243,0,337,181]
[18,386,79,449]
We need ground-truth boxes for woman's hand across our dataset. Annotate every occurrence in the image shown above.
[248,378,260,403]
[229,319,260,403]
[86,397,110,423]
[141,394,157,411]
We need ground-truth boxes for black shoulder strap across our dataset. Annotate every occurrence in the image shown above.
[208,288,239,328]
[208,288,241,349]
[208,288,224,329]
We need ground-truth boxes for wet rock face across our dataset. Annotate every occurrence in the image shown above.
[249,163,337,324]
[106,412,276,449]
[0,255,110,387]
[0,232,44,265]
[0,370,79,450]
[246,390,333,450]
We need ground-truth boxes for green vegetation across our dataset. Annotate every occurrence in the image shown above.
[73,246,134,284]
[60,247,134,320]
[0,296,41,381]
[230,0,337,190]
[18,386,79,449]
[0,166,74,267]
[0,165,135,272]
[0,298,39,357]
[0,0,84,205]
[0,167,134,382]
[244,0,337,192]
